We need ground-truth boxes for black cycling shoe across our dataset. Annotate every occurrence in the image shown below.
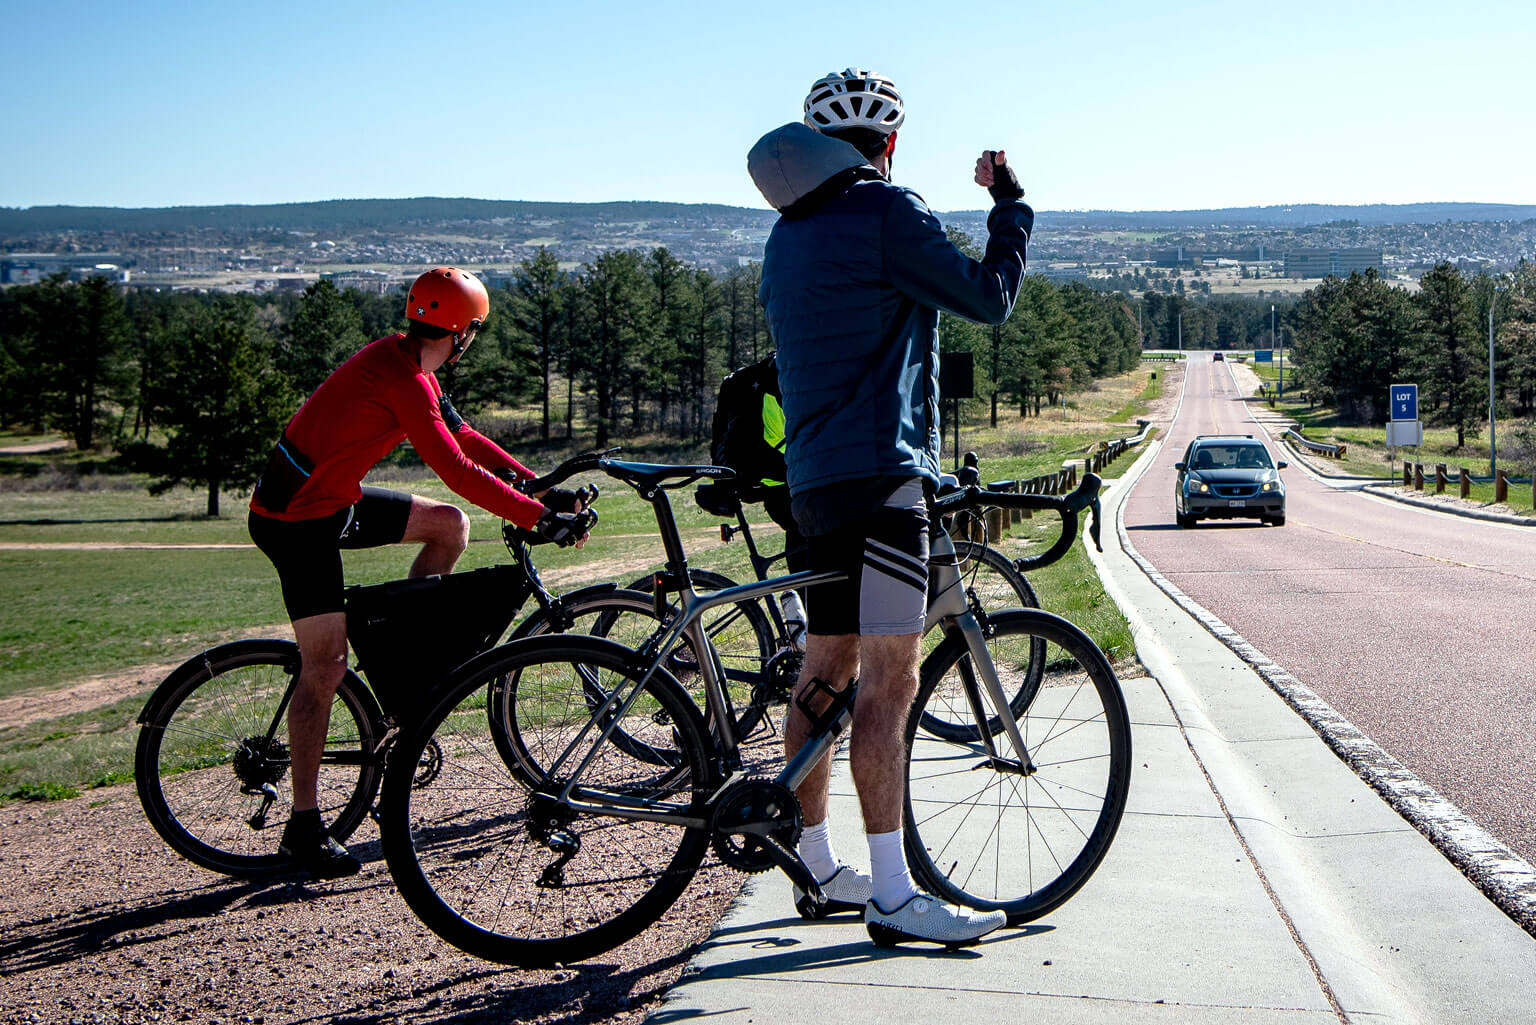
[279,820,360,879]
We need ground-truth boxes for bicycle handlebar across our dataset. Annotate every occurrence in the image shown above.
[517,448,621,496]
[933,472,1103,572]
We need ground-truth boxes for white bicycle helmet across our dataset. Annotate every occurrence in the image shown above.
[803,68,905,134]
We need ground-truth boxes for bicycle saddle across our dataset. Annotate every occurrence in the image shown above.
[602,458,736,492]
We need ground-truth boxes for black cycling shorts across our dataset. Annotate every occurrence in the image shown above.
[248,487,413,621]
[802,480,929,637]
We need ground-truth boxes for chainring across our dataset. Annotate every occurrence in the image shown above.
[709,777,802,873]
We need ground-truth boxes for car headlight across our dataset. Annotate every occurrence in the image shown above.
[1261,480,1281,493]
[1189,480,1209,494]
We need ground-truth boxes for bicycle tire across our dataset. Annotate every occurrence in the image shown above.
[379,635,714,967]
[904,609,1131,923]
[919,541,1045,741]
[134,639,382,876]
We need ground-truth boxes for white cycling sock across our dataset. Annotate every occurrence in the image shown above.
[867,827,922,911]
[798,818,840,884]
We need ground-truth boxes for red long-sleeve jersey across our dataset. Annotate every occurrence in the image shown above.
[249,334,545,528]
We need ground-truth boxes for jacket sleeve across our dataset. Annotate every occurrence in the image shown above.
[396,375,546,529]
[454,425,536,482]
[881,191,1034,325]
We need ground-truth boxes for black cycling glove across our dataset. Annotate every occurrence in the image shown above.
[986,152,1024,203]
[534,507,596,547]
[538,485,592,513]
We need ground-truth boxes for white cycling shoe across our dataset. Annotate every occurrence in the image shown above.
[793,865,873,920]
[863,894,1007,948]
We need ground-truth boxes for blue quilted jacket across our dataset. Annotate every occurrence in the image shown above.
[748,123,1034,497]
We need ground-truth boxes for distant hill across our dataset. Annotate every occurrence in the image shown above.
[0,199,780,235]
[1034,203,1536,230]
[2,198,1533,236]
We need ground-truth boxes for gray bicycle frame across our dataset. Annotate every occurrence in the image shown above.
[545,523,1037,823]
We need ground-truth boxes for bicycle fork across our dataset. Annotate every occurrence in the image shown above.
[954,613,1037,776]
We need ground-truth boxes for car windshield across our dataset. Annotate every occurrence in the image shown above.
[1192,444,1272,470]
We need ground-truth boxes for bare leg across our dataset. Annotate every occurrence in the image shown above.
[288,612,349,813]
[785,633,859,827]
[402,496,470,578]
[848,632,921,834]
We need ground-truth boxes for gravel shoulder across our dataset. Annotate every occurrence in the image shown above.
[0,786,743,1025]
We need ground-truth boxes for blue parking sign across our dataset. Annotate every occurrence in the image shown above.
[1391,384,1418,421]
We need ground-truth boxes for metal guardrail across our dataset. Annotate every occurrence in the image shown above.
[965,419,1154,538]
[1283,427,1347,459]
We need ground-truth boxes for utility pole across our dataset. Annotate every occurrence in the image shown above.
[1272,304,1281,397]
[1489,288,1500,479]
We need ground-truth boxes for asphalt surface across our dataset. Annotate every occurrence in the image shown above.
[651,358,1536,1024]
[1126,357,1536,871]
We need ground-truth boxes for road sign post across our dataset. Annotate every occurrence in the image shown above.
[1388,384,1421,477]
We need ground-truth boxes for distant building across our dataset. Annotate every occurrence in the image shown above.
[1284,248,1383,277]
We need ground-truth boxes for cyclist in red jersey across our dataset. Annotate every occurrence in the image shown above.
[248,267,589,877]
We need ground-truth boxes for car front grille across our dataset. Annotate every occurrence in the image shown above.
[1215,484,1258,498]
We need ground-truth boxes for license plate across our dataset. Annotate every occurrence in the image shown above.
[1229,499,1246,507]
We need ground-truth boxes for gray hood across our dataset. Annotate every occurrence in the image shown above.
[748,122,871,213]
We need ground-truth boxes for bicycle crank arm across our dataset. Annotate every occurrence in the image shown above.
[757,832,824,904]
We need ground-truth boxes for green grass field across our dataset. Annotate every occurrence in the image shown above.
[0,372,1153,803]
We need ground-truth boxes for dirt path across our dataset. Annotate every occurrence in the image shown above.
[0,786,743,1025]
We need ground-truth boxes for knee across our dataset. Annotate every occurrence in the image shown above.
[428,504,471,553]
[297,649,348,696]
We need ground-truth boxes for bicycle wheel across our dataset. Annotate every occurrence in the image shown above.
[134,639,382,876]
[919,541,1045,740]
[380,636,713,967]
[904,609,1131,923]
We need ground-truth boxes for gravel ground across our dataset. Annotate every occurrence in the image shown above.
[0,786,744,1025]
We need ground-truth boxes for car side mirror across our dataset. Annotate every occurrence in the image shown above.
[1174,462,1186,472]
[1277,461,1288,470]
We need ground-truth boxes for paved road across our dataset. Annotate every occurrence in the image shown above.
[1124,354,1536,869]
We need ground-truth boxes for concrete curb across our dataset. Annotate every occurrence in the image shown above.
[1097,441,1536,940]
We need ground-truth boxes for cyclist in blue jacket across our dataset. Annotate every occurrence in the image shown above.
[748,67,1034,947]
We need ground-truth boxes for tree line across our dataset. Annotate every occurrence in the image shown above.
[1286,261,1536,446]
[0,242,1149,514]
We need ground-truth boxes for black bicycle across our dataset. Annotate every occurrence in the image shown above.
[378,457,1131,966]
[133,450,678,877]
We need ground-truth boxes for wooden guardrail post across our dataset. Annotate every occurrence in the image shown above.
[1495,468,1508,504]
[1403,463,1412,487]
[985,505,1006,538]
[1459,467,1471,499]
[1435,464,1447,494]
[1414,463,1424,490]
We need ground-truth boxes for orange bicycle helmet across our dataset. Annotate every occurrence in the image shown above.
[405,267,490,333]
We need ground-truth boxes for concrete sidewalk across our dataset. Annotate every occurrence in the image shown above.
[651,442,1536,1025]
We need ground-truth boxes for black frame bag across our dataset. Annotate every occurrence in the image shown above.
[344,565,531,720]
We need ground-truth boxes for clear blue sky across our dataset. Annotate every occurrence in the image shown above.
[8,0,1535,213]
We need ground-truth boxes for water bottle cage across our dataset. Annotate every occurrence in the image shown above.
[795,676,858,738]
